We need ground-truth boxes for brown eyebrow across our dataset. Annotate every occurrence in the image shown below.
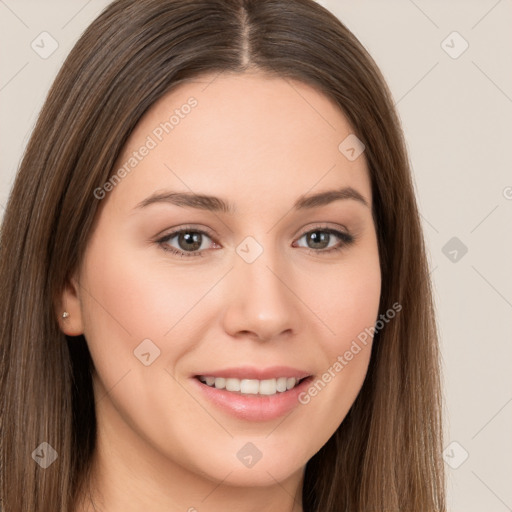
[294,187,369,210]
[134,186,369,213]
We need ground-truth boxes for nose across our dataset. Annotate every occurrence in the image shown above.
[221,242,303,342]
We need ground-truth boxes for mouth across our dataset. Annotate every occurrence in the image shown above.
[194,375,311,396]
[191,372,315,421]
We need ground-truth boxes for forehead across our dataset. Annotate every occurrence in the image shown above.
[109,71,371,212]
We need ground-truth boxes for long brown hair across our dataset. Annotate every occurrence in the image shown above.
[0,0,445,510]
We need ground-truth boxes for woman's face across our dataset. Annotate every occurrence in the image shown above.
[62,71,380,494]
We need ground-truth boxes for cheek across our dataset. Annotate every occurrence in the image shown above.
[294,247,380,428]
[77,231,172,386]
[80,232,219,343]
[305,247,381,349]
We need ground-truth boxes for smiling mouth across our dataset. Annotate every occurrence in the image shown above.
[195,375,311,396]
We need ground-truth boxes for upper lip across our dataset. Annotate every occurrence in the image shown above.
[193,366,312,380]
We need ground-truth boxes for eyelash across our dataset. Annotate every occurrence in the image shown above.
[156,225,355,258]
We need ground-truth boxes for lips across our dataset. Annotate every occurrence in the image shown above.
[192,365,312,381]
[191,373,315,421]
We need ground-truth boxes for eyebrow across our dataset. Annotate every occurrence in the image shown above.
[133,186,369,213]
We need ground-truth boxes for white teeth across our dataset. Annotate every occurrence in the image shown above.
[214,377,226,389]
[240,379,260,394]
[225,378,241,392]
[197,375,304,395]
[259,379,277,395]
[276,377,287,392]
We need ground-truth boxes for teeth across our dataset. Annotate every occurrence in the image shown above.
[197,376,304,395]
[276,377,287,392]
[225,378,240,392]
[214,377,226,389]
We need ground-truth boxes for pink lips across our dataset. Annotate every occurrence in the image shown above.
[190,366,314,422]
[193,365,311,380]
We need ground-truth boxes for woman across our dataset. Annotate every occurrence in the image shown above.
[0,0,445,510]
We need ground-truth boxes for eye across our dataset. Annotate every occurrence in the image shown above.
[157,228,218,258]
[293,227,354,254]
[156,225,355,258]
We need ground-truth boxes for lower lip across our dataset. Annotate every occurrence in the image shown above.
[191,376,314,422]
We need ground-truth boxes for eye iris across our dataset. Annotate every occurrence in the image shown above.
[307,231,329,249]
[179,232,202,251]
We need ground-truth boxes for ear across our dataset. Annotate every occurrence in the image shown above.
[55,272,85,336]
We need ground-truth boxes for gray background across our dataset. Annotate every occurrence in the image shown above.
[1,1,511,510]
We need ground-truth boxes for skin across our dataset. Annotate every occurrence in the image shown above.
[58,70,381,512]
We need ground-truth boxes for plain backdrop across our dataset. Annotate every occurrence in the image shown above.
[1,1,511,511]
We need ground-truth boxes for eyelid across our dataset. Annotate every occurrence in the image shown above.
[292,222,350,239]
[155,223,218,240]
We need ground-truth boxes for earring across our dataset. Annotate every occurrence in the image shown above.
[62,311,70,319]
